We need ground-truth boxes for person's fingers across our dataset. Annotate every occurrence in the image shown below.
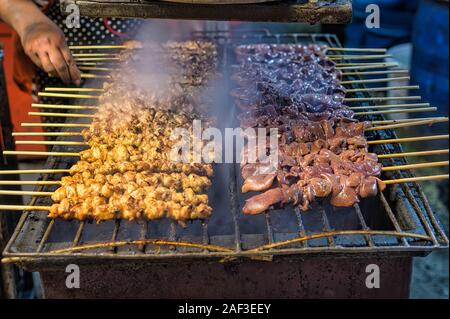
[37,51,56,75]
[60,46,81,86]
[47,47,71,84]
[27,52,43,70]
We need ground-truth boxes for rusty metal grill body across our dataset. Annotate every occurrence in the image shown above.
[2,33,448,298]
[60,0,353,24]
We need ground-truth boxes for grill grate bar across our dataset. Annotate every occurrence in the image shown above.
[294,208,308,247]
[72,221,86,247]
[401,183,439,246]
[109,220,121,253]
[138,222,149,253]
[353,203,375,247]
[321,208,336,246]
[230,165,242,252]
[379,193,409,246]
[264,213,275,245]
[36,219,54,253]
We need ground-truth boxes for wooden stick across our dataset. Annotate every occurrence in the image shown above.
[38,92,100,99]
[384,174,449,185]
[0,190,53,196]
[0,181,61,186]
[344,96,421,102]
[44,87,104,92]
[13,132,82,137]
[22,123,91,128]
[341,70,409,77]
[337,64,399,71]
[0,169,70,175]
[29,112,96,118]
[327,47,387,53]
[77,62,110,66]
[368,135,449,145]
[3,151,80,157]
[73,53,119,57]
[367,119,445,131]
[371,117,448,125]
[329,54,392,60]
[78,66,115,72]
[15,141,88,146]
[355,107,436,116]
[346,85,419,93]
[341,76,410,85]
[75,57,120,62]
[382,161,449,171]
[336,62,397,67]
[0,205,52,211]
[70,44,128,50]
[80,73,112,79]
[31,103,98,110]
[377,149,449,159]
[350,103,430,110]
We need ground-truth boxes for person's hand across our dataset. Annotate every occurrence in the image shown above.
[21,20,81,85]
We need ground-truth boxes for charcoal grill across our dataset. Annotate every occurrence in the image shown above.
[1,33,448,299]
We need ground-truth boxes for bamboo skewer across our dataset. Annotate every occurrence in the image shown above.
[329,54,392,60]
[346,85,419,93]
[32,103,98,110]
[371,117,448,125]
[368,119,445,131]
[0,169,70,175]
[337,64,399,71]
[2,151,79,157]
[78,66,115,72]
[15,141,87,146]
[326,48,387,53]
[382,161,449,171]
[349,103,430,110]
[0,205,52,211]
[21,123,90,128]
[343,96,422,102]
[0,181,61,186]
[355,107,436,116]
[28,112,96,118]
[73,53,119,57]
[340,76,410,85]
[368,135,449,145]
[341,70,409,77]
[0,190,53,197]
[70,44,129,50]
[44,87,104,92]
[384,174,449,185]
[12,132,82,137]
[38,92,100,99]
[75,57,120,62]
[80,73,112,79]
[378,149,449,159]
[336,62,398,67]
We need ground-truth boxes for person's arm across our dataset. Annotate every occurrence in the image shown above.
[0,0,80,85]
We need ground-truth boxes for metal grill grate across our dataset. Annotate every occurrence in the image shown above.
[2,33,448,267]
